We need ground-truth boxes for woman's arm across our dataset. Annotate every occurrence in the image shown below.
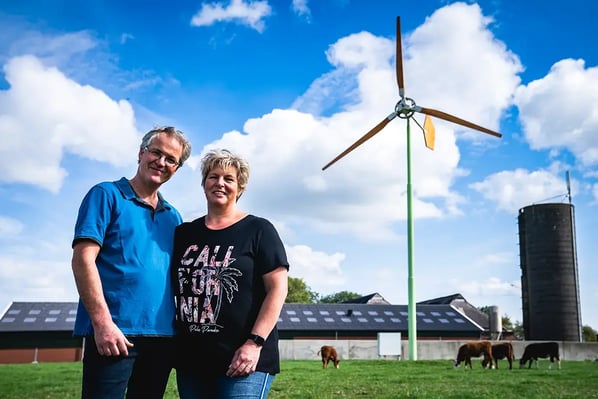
[226,266,288,376]
[250,266,288,339]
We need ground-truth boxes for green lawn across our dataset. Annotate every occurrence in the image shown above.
[1,360,597,398]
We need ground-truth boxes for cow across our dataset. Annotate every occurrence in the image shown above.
[519,342,561,369]
[454,341,494,369]
[317,345,340,369]
[482,342,514,369]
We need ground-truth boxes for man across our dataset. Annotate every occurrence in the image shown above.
[71,126,191,399]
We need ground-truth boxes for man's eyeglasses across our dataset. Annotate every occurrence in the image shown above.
[143,147,180,168]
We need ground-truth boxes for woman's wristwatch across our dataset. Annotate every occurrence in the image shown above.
[247,333,265,347]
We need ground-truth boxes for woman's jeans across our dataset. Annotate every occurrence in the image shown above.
[176,368,274,399]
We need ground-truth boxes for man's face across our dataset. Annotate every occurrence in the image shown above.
[137,132,183,186]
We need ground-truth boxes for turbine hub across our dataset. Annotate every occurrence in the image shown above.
[396,97,416,119]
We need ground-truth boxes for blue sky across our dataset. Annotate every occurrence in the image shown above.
[1,0,597,331]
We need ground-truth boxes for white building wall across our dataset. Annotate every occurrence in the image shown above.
[279,339,598,362]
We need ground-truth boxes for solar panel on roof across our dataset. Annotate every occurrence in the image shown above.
[1,301,485,335]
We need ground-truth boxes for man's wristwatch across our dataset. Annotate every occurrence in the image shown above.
[247,333,265,347]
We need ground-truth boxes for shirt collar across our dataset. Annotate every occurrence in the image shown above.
[115,177,170,210]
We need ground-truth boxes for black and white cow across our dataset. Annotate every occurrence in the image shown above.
[519,342,561,369]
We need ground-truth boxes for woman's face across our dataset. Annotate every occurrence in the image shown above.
[204,165,241,207]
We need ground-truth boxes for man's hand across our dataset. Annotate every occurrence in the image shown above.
[94,321,134,356]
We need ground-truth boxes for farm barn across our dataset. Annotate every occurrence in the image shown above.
[0,302,82,363]
[1,293,492,363]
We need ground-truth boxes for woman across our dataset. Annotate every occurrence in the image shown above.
[172,149,289,398]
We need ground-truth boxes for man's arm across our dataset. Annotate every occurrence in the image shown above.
[71,240,133,356]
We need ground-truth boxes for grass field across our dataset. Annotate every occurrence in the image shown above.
[1,360,597,398]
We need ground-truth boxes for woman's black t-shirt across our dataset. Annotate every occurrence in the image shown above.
[172,215,289,375]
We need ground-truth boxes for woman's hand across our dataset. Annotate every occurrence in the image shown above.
[226,341,262,377]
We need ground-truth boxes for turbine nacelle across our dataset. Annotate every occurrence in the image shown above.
[396,97,417,119]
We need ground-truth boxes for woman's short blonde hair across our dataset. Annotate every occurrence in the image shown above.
[201,149,250,194]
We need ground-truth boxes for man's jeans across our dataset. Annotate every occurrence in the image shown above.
[81,335,175,399]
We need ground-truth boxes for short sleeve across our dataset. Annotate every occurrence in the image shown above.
[73,184,114,247]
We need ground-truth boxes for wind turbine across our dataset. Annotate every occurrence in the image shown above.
[322,17,502,360]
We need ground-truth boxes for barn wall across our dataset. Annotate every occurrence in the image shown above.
[279,339,598,361]
[2,340,595,363]
[0,348,82,364]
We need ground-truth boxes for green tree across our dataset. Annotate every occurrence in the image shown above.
[286,277,318,303]
[582,325,597,342]
[319,291,361,303]
[501,314,514,331]
[513,320,525,340]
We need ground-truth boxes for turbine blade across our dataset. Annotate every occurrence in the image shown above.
[418,107,502,138]
[396,16,405,98]
[423,115,435,150]
[322,114,395,170]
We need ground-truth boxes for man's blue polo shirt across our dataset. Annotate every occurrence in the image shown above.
[73,177,181,336]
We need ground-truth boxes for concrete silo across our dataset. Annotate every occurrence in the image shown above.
[488,305,502,340]
[517,203,582,341]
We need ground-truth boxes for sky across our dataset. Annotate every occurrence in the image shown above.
[1,0,597,331]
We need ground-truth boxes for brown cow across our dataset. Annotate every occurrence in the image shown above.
[317,345,340,369]
[454,341,494,369]
[482,342,514,369]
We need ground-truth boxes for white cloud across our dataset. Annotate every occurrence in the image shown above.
[404,2,522,131]
[213,3,520,241]
[286,244,346,292]
[0,55,140,192]
[470,168,569,213]
[514,59,598,167]
[190,0,272,32]
[451,276,520,297]
[0,255,77,308]
[291,0,311,20]
[0,216,24,237]
[5,30,97,68]
[120,33,135,44]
